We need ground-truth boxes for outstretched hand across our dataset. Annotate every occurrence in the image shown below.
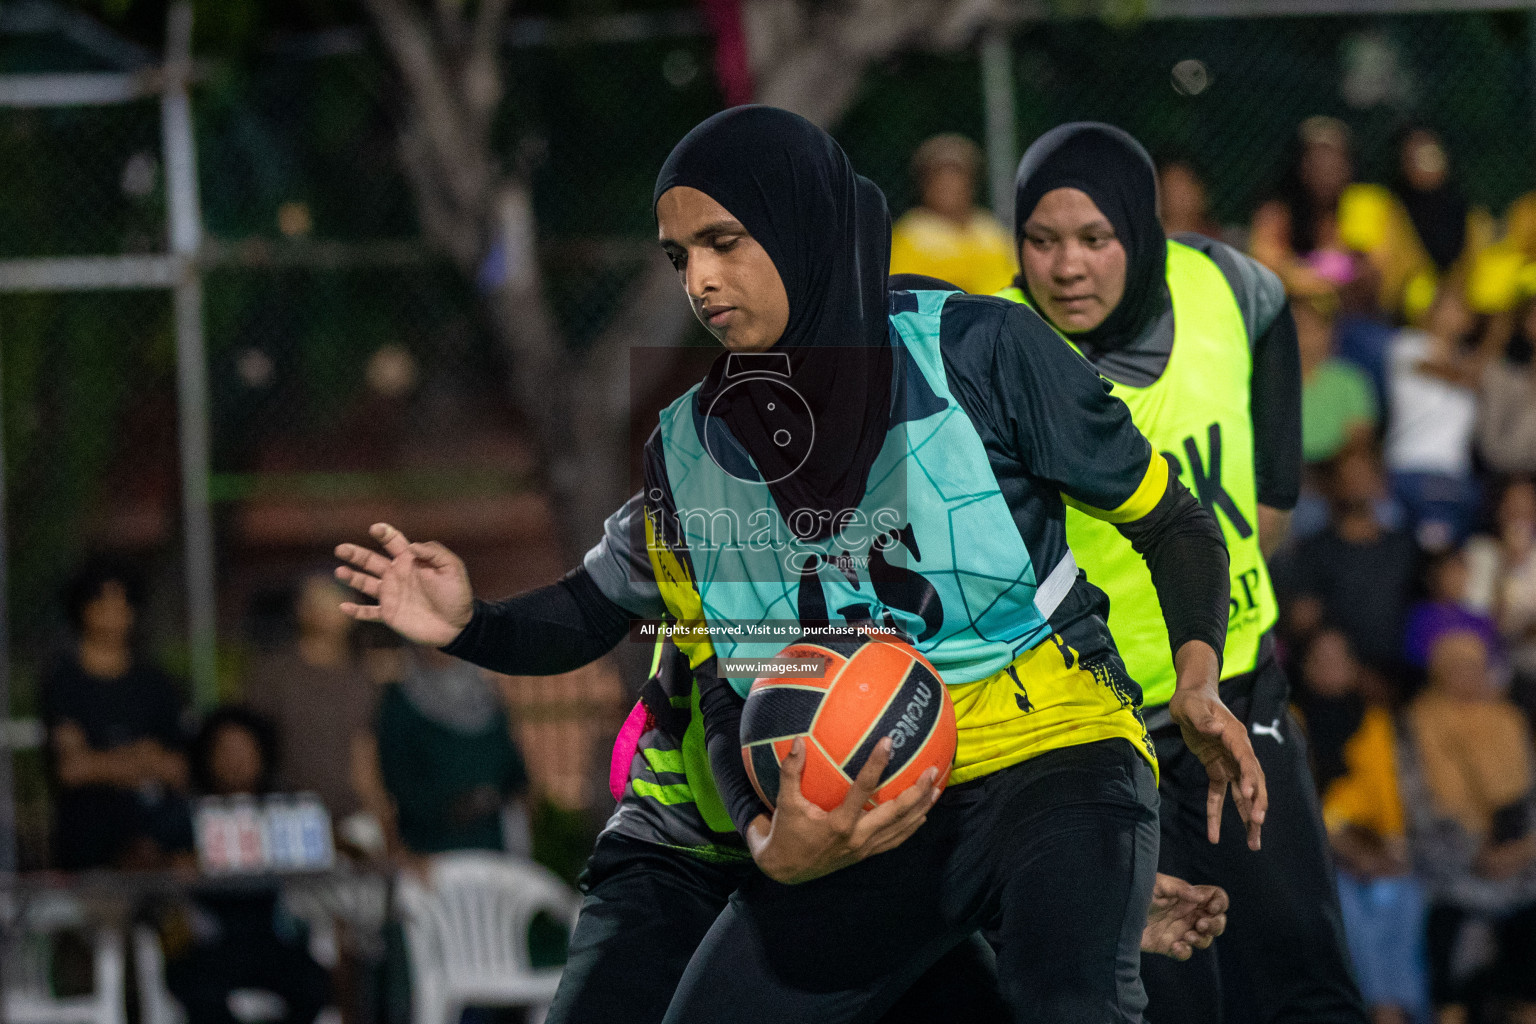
[746,737,940,885]
[1168,642,1268,851]
[1142,873,1228,960]
[334,523,474,647]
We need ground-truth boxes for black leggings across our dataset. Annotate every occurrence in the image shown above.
[662,740,1160,1024]
[543,832,1009,1024]
[1141,654,1366,1024]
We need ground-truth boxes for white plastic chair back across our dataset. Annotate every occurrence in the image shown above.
[132,927,187,1024]
[2,892,125,1024]
[396,853,579,1024]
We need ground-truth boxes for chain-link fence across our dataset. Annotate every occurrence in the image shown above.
[4,6,1536,867]
[842,12,1536,229]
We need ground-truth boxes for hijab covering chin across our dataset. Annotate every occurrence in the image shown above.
[654,106,892,541]
[1012,122,1167,352]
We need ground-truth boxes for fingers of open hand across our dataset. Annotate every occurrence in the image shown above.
[335,566,381,599]
[777,738,812,810]
[849,739,893,799]
[853,765,938,854]
[370,523,411,557]
[1228,732,1267,850]
[335,543,391,579]
[1206,778,1227,845]
[1196,885,1229,916]
[409,541,457,570]
[863,813,928,858]
[339,602,382,622]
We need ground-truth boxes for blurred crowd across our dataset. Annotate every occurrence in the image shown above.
[34,115,1536,1024]
[894,119,1536,1024]
[1260,122,1536,1024]
[37,560,537,1024]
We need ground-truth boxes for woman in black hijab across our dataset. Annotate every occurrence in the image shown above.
[1007,124,1369,1024]
[1393,126,1469,273]
[654,106,894,539]
[653,108,1251,1024]
[338,107,1249,1024]
[1011,121,1168,357]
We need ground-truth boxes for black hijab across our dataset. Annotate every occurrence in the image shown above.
[654,106,892,541]
[1393,129,1467,272]
[1011,122,1167,352]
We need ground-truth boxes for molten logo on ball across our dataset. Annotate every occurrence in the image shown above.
[739,633,957,811]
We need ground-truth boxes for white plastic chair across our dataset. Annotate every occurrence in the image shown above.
[131,926,186,1024]
[1,892,125,1024]
[395,854,579,1024]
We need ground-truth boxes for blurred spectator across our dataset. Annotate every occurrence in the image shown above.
[1394,128,1468,276]
[41,560,192,870]
[247,574,377,826]
[1391,127,1494,323]
[1250,116,1360,301]
[1294,629,1427,1024]
[1251,116,1428,319]
[1404,547,1501,673]
[1476,295,1536,477]
[1402,630,1536,1024]
[1332,255,1395,414]
[375,647,529,857]
[1156,157,1222,239]
[1384,287,1490,551]
[888,133,1015,295]
[164,707,331,1024]
[1299,295,1378,466]
[1501,189,1536,267]
[1466,478,1536,712]
[1274,448,1417,675]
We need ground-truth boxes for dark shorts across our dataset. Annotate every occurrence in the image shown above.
[662,738,1160,1024]
[1141,651,1367,1024]
[545,832,1010,1024]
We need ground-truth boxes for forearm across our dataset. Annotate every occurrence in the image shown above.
[442,567,631,675]
[1173,639,1221,695]
[55,737,156,789]
[1257,504,1291,560]
[697,665,770,835]
[1116,472,1231,670]
[1251,308,1302,513]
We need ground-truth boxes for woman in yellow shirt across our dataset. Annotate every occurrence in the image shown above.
[888,134,1015,295]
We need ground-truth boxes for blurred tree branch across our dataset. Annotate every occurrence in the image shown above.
[360,0,993,566]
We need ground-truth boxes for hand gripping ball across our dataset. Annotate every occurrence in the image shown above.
[739,632,957,811]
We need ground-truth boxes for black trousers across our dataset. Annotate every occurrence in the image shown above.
[1140,654,1368,1024]
[165,931,329,1024]
[1426,903,1536,1009]
[662,739,1160,1024]
[544,833,1009,1024]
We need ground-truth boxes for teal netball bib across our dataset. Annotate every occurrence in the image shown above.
[655,291,1075,697]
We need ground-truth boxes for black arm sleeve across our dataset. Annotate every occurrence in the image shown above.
[1252,305,1302,510]
[697,663,770,834]
[440,566,632,676]
[1116,462,1232,668]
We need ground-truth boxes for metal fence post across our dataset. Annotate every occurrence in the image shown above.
[980,24,1018,229]
[161,1,217,707]
[0,313,12,1024]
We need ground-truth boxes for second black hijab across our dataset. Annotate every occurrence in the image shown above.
[1012,122,1168,353]
[654,106,893,541]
